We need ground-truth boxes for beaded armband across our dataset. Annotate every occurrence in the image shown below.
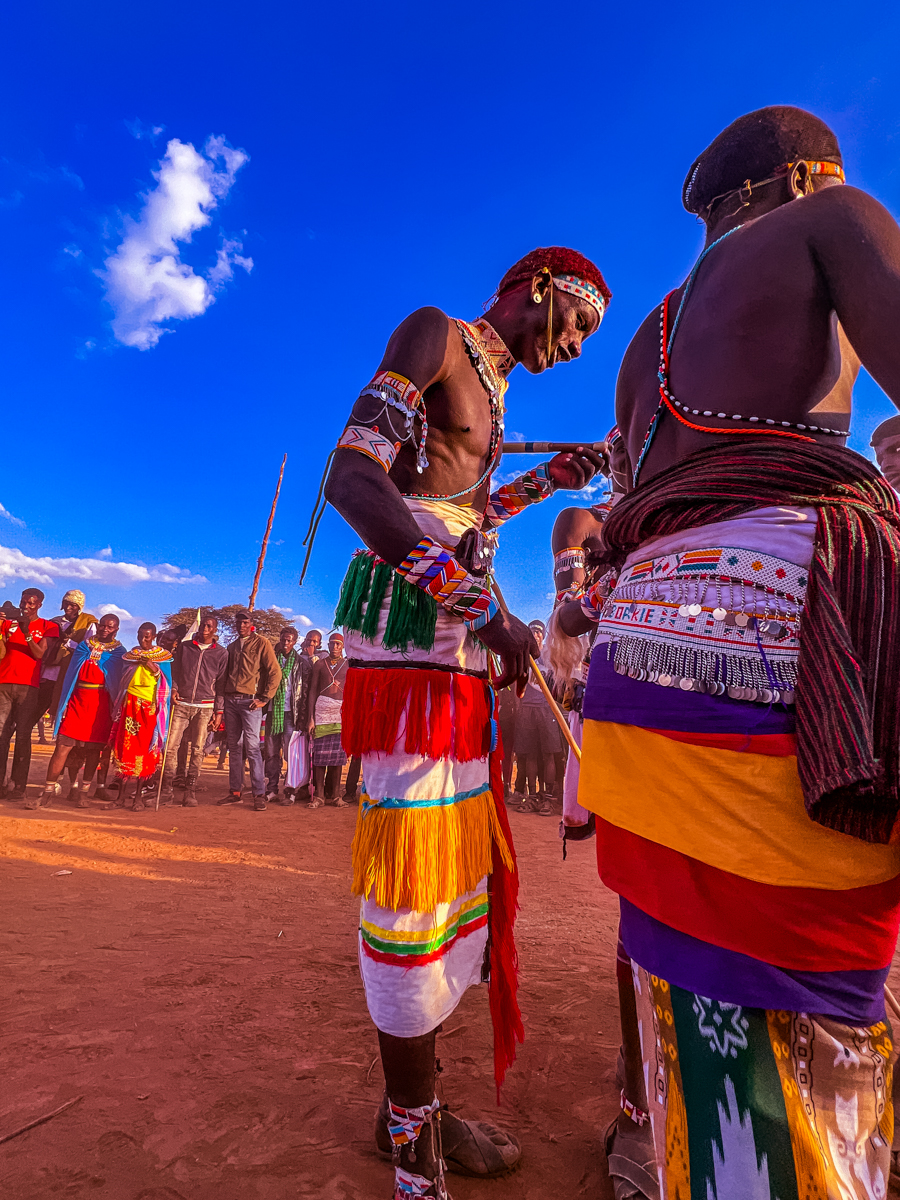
[483,461,555,527]
[337,425,400,472]
[554,546,586,576]
[349,369,430,474]
[397,535,498,631]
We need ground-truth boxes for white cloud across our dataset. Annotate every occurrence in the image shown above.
[297,615,312,627]
[97,603,133,621]
[125,118,166,142]
[101,135,252,350]
[0,544,206,587]
[98,546,112,558]
[270,605,312,626]
[271,604,292,613]
[0,502,25,528]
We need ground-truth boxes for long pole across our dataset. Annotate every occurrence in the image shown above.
[501,441,607,455]
[249,453,287,612]
[490,579,581,763]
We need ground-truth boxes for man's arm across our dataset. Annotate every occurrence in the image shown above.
[212,646,228,724]
[21,621,56,661]
[811,186,900,408]
[551,507,598,596]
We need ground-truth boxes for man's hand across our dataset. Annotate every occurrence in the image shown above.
[476,609,538,693]
[249,698,265,711]
[548,446,607,490]
[172,688,181,703]
[209,714,221,729]
[18,613,31,635]
[557,599,597,638]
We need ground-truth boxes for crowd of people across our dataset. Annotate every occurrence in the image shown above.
[0,591,376,812]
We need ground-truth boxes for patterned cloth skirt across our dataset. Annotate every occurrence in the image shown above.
[112,693,160,779]
[312,730,346,767]
[633,965,893,1200]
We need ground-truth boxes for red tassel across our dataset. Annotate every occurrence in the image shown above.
[342,667,490,762]
[488,719,523,1099]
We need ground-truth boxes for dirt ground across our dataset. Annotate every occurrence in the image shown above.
[1,743,627,1200]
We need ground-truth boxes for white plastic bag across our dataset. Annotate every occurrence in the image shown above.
[286,731,310,789]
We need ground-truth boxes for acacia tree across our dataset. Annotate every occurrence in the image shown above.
[160,604,298,645]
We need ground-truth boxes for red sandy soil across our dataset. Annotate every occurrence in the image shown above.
[1,744,623,1200]
[3,745,900,1199]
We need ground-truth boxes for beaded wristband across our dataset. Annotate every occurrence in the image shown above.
[579,580,607,623]
[397,535,498,630]
[483,461,555,527]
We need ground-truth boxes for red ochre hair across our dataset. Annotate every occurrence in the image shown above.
[496,247,612,308]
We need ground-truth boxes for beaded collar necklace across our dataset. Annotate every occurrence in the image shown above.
[402,319,508,502]
[632,223,849,486]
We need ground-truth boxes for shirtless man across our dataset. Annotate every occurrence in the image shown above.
[561,106,900,1199]
[325,247,609,1199]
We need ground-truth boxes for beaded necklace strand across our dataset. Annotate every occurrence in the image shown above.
[402,319,508,501]
[632,223,849,486]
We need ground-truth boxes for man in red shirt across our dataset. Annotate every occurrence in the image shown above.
[0,588,60,800]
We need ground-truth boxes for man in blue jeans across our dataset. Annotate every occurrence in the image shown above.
[217,611,282,812]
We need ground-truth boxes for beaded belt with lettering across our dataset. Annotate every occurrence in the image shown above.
[597,545,807,703]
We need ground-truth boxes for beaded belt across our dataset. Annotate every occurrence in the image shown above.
[598,544,807,702]
[75,682,102,689]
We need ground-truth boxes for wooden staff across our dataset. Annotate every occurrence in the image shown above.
[501,441,608,455]
[248,453,287,612]
[490,579,581,763]
[885,983,900,1023]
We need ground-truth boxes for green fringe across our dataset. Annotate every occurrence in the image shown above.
[383,576,437,652]
[360,559,393,640]
[334,553,375,630]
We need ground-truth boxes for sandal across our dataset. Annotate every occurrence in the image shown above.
[307,795,324,809]
[375,1094,520,1179]
[514,796,540,815]
[604,1117,659,1200]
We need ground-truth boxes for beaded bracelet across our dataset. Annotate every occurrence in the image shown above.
[579,580,607,623]
[483,461,555,527]
[397,535,498,630]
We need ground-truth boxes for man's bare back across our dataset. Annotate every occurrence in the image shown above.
[617,184,900,484]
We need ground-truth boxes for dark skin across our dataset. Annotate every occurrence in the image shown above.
[46,614,120,786]
[308,636,346,801]
[173,616,221,729]
[325,272,606,692]
[560,168,900,641]
[328,274,606,1181]
[0,591,56,662]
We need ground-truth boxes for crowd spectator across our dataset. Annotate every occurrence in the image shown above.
[265,626,311,805]
[39,613,125,809]
[38,589,97,734]
[217,611,282,811]
[161,615,227,808]
[0,588,59,800]
[110,622,173,812]
[301,629,325,664]
[307,632,349,809]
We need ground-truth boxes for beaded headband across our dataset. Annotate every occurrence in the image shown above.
[553,273,606,321]
[699,159,845,216]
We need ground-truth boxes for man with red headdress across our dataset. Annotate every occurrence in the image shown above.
[325,247,609,1199]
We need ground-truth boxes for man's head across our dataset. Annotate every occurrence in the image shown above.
[488,247,611,375]
[61,589,85,621]
[302,629,322,655]
[683,106,844,228]
[199,616,218,645]
[279,626,299,653]
[234,611,253,638]
[157,628,179,653]
[328,633,344,660]
[138,621,156,650]
[97,613,120,643]
[527,619,545,654]
[20,588,44,618]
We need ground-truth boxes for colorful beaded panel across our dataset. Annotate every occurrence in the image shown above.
[595,545,807,701]
[355,369,429,473]
[397,535,497,631]
[483,462,554,527]
[554,546,586,576]
[554,273,606,321]
[337,424,400,472]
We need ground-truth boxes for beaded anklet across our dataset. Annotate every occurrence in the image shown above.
[388,1097,449,1200]
[620,1089,650,1127]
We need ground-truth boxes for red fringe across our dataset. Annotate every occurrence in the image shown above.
[342,667,491,762]
[488,721,523,1099]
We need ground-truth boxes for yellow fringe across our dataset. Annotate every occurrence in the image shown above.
[351,789,513,912]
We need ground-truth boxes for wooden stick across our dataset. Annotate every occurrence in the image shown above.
[490,580,581,763]
[501,441,607,455]
[885,983,900,1023]
[248,453,287,612]
[0,1095,83,1146]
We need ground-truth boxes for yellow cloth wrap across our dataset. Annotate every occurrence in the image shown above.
[350,788,513,912]
[127,663,157,703]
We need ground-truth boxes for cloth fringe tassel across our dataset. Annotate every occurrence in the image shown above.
[611,634,798,692]
[488,725,523,1097]
[342,666,492,763]
[336,551,437,653]
[351,787,513,912]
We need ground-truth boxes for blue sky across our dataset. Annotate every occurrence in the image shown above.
[2,1,898,639]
